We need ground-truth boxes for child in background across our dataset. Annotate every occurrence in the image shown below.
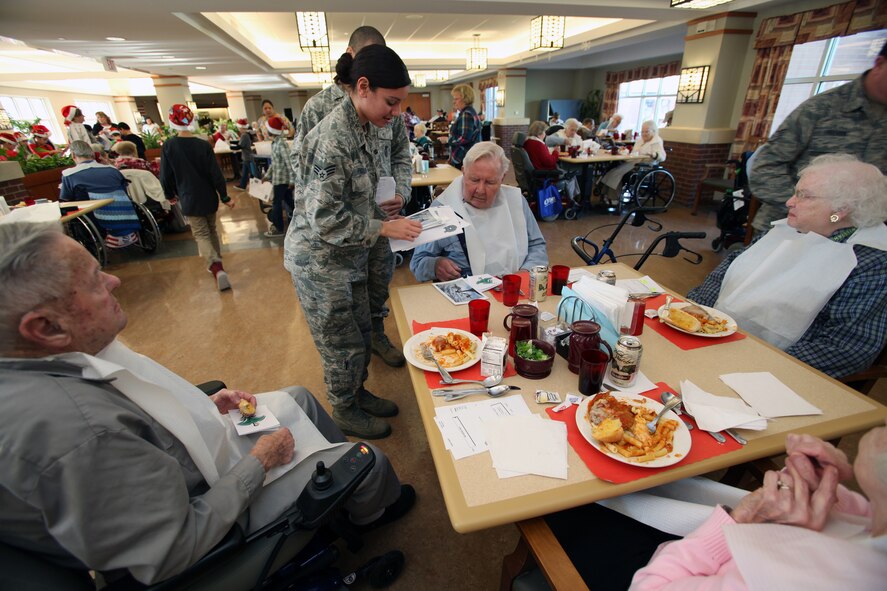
[235,118,259,191]
[261,116,294,238]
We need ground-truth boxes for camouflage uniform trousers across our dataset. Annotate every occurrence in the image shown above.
[367,235,395,321]
[291,267,372,410]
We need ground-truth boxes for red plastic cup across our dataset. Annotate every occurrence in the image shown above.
[502,274,521,307]
[620,298,646,336]
[468,299,491,337]
[551,265,570,296]
[579,349,610,396]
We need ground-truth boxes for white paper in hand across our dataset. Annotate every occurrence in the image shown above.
[720,372,822,418]
[375,176,396,205]
[228,405,281,436]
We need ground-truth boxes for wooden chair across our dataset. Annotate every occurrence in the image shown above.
[500,518,588,591]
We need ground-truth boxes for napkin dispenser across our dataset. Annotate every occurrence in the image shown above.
[555,293,619,360]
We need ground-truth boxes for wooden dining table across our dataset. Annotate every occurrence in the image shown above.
[558,152,650,205]
[411,163,461,188]
[390,263,886,533]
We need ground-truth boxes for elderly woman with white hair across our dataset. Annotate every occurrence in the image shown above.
[600,119,666,198]
[546,118,584,148]
[687,153,887,379]
[410,142,549,282]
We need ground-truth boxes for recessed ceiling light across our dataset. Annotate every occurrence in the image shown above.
[105,36,126,41]
[406,15,423,19]
[160,55,175,59]
[57,37,66,41]
[195,66,207,70]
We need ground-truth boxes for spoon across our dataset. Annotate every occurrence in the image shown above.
[440,374,502,388]
[660,391,729,444]
[431,384,519,401]
[646,395,682,434]
[659,391,693,430]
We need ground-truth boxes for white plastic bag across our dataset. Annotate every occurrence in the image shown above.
[248,178,273,203]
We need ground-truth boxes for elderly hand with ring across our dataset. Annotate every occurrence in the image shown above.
[731,462,839,531]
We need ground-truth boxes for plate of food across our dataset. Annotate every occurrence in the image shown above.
[404,328,482,373]
[657,302,737,338]
[576,392,691,468]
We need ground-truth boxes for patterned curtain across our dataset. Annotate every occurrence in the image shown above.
[601,60,681,121]
[478,77,498,91]
[731,0,885,156]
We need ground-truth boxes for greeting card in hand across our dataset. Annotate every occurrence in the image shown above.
[228,405,281,436]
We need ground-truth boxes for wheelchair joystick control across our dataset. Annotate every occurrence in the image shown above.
[312,461,333,491]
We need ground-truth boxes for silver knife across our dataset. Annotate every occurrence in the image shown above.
[724,429,747,445]
[706,430,727,444]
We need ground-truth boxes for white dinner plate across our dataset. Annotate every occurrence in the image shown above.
[575,392,692,468]
[404,328,482,373]
[656,302,738,338]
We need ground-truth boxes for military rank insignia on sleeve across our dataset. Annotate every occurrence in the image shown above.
[313,163,336,181]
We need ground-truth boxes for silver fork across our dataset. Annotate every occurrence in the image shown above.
[421,343,453,382]
[646,396,682,434]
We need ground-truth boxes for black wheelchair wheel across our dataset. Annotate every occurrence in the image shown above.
[132,201,162,253]
[66,215,108,267]
[366,551,404,588]
[712,237,723,252]
[633,169,675,209]
[564,207,578,220]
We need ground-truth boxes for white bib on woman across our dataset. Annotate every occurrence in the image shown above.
[437,178,528,276]
[714,220,887,350]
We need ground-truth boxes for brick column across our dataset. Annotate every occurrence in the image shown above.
[0,178,29,205]
[665,142,731,206]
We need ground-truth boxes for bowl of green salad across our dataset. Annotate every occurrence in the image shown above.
[514,339,555,379]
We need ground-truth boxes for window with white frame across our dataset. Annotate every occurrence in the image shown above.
[483,86,499,121]
[615,75,678,135]
[0,95,63,142]
[770,30,887,133]
[77,100,116,128]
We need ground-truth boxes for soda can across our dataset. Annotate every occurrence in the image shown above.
[610,335,642,387]
[529,265,549,302]
[597,270,616,285]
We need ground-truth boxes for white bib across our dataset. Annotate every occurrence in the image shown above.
[438,178,528,276]
[715,221,887,350]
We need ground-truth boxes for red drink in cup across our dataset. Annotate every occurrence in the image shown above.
[551,265,570,296]
[468,299,491,337]
[579,349,610,396]
[502,274,521,307]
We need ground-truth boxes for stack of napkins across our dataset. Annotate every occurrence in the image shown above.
[720,372,822,418]
[484,415,568,479]
[570,276,628,329]
[680,380,767,432]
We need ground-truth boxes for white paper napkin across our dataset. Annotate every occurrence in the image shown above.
[680,380,767,432]
[720,372,822,418]
[604,370,657,396]
[227,405,281,436]
[570,276,629,328]
[484,415,568,480]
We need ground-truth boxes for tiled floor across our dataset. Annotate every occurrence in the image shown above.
[104,179,883,590]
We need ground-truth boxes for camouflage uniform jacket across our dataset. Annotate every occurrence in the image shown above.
[292,84,412,203]
[750,72,887,230]
[284,95,383,281]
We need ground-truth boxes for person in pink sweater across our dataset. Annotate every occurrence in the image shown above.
[630,424,887,590]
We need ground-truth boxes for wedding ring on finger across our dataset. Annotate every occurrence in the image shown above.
[777,480,792,491]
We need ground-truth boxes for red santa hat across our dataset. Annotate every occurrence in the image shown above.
[12,132,26,143]
[265,116,285,136]
[236,118,249,129]
[61,105,79,126]
[31,124,51,138]
[167,103,194,131]
[0,132,16,145]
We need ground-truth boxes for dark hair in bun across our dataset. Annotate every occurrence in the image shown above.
[334,45,410,90]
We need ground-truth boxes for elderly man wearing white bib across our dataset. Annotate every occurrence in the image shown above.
[410,141,549,283]
[0,223,414,585]
[687,154,887,379]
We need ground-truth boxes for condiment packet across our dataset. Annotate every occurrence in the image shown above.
[644,309,659,319]
[535,390,561,404]
[551,394,585,412]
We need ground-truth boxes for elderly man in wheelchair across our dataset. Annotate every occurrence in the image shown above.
[60,140,162,259]
[598,120,675,211]
[0,223,415,590]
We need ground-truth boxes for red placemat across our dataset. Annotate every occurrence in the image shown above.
[643,295,746,351]
[545,382,742,484]
[411,318,516,389]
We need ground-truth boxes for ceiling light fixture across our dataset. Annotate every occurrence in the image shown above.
[195,66,207,70]
[466,34,487,71]
[105,36,126,41]
[529,16,565,51]
[309,49,332,74]
[413,74,427,88]
[436,70,450,82]
[670,0,734,8]
[296,12,329,50]
[0,107,12,131]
